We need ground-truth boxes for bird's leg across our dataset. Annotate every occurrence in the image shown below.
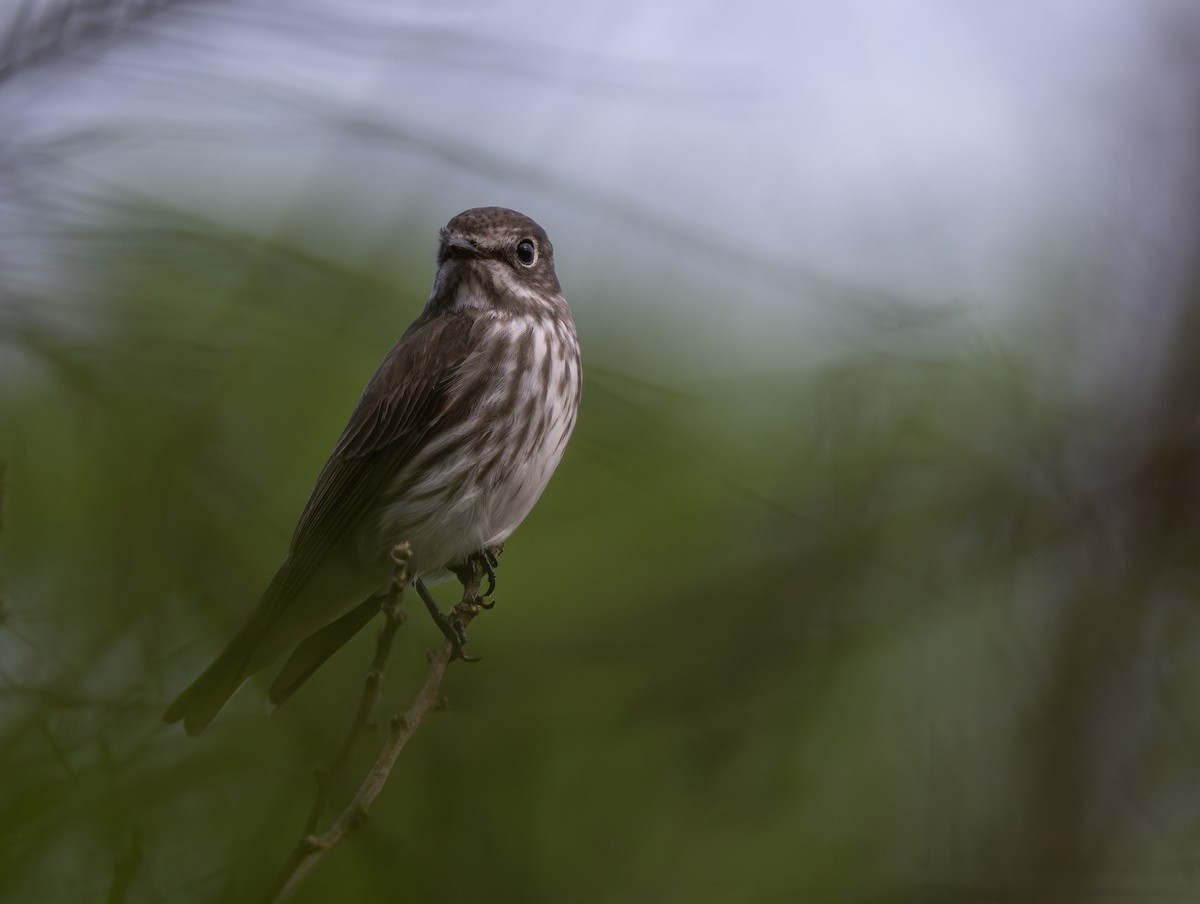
[423,546,502,663]
[415,577,479,663]
[478,547,499,600]
[451,545,502,607]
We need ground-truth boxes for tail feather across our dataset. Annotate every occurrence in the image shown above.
[268,594,383,708]
[164,565,307,734]
[162,641,251,736]
[165,562,385,734]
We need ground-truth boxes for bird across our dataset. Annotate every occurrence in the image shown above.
[164,207,581,735]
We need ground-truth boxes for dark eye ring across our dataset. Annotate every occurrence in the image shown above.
[516,239,537,266]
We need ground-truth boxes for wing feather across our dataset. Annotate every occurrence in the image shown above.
[250,311,474,636]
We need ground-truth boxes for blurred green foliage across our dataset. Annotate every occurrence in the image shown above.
[2,210,1200,904]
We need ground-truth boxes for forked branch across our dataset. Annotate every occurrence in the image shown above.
[267,542,491,903]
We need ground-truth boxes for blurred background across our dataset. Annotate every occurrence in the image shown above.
[3,1,1200,901]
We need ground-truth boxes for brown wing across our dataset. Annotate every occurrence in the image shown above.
[163,311,477,735]
[256,310,474,619]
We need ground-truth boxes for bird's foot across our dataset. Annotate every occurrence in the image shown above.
[451,545,503,606]
[415,577,481,663]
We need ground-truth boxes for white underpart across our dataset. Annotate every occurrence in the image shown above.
[441,259,549,312]
[377,286,580,580]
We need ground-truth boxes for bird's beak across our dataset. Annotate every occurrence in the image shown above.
[443,235,480,257]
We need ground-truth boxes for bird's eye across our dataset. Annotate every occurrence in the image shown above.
[516,239,537,266]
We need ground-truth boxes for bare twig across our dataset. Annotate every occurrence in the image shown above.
[267,545,493,904]
[302,542,412,839]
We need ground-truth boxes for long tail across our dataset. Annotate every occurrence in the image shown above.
[164,562,297,735]
[164,593,384,733]
[267,594,383,708]
[162,637,253,736]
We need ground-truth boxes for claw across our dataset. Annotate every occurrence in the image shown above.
[450,547,500,603]
[415,578,470,660]
[415,577,484,662]
[421,547,501,661]
[479,548,499,598]
[450,610,482,663]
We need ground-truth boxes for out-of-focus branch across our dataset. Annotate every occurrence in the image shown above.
[267,543,491,904]
[0,461,7,629]
[0,0,188,86]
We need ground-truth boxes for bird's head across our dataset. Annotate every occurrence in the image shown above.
[427,207,564,316]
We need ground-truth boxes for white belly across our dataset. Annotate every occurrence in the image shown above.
[377,311,580,576]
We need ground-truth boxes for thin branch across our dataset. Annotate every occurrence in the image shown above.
[266,544,492,904]
[302,542,412,839]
